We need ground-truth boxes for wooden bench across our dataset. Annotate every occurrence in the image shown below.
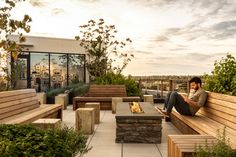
[169,92,236,156]
[168,135,217,157]
[73,85,140,110]
[0,89,63,124]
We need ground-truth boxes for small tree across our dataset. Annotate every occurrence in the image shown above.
[0,0,32,59]
[0,0,31,90]
[75,18,133,79]
[203,53,236,95]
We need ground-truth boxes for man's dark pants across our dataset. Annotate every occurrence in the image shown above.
[164,91,192,116]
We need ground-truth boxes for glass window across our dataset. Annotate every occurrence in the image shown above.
[68,54,85,84]
[31,53,49,92]
[50,54,68,89]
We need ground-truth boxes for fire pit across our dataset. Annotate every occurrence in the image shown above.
[129,102,144,113]
[115,102,163,143]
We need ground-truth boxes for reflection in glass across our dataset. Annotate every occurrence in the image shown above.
[50,54,67,88]
[27,53,85,91]
[68,54,85,84]
[14,58,27,89]
[31,53,49,92]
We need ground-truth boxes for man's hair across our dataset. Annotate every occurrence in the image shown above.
[189,77,202,86]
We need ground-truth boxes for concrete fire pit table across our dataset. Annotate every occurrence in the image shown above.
[115,102,164,143]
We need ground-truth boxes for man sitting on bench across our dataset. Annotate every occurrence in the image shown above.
[156,77,208,117]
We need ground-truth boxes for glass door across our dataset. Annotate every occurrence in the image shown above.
[14,53,30,89]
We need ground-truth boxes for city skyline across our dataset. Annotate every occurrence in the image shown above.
[6,0,236,76]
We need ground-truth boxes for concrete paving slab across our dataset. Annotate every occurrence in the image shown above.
[63,105,181,157]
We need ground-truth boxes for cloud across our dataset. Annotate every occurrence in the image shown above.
[71,0,100,3]
[51,8,65,15]
[130,50,153,55]
[153,36,169,42]
[210,20,236,40]
[28,0,47,7]
[128,0,189,8]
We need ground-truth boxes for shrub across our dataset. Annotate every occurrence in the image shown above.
[203,53,236,95]
[94,72,141,96]
[195,128,236,157]
[46,83,89,97]
[0,124,90,157]
[46,83,90,104]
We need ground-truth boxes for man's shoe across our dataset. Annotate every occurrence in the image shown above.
[155,106,170,118]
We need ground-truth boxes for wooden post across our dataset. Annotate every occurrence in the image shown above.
[160,80,163,98]
[85,102,100,124]
[169,80,173,91]
[32,118,61,129]
[112,97,123,114]
[143,95,154,104]
[75,108,95,134]
[187,80,190,94]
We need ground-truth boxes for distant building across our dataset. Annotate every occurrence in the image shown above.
[6,35,89,92]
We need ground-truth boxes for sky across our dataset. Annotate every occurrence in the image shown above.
[4,0,236,76]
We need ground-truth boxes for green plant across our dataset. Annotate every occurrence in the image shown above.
[75,18,133,78]
[195,128,236,157]
[0,0,32,59]
[46,83,89,97]
[203,53,236,95]
[94,72,141,96]
[46,83,90,104]
[0,124,90,157]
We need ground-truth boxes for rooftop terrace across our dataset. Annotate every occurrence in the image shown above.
[63,104,182,157]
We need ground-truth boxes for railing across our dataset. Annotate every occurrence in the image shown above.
[135,76,198,98]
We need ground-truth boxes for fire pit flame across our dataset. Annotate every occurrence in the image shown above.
[129,102,144,113]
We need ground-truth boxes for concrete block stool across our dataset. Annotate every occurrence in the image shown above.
[36,92,46,104]
[143,95,154,104]
[75,108,95,134]
[112,97,123,114]
[85,102,100,124]
[32,118,61,129]
[55,94,68,110]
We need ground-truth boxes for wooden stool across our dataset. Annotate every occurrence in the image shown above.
[58,93,69,108]
[36,92,46,104]
[168,135,217,157]
[143,95,154,104]
[85,102,100,124]
[55,94,68,110]
[32,118,61,129]
[112,97,123,114]
[75,108,95,134]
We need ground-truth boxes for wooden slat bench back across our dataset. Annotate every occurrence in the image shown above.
[87,85,127,97]
[170,92,236,149]
[198,92,236,131]
[0,89,62,124]
[0,89,39,120]
[73,85,140,110]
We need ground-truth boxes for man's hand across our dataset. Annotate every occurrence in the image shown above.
[184,97,200,111]
[180,93,187,100]
[183,97,188,103]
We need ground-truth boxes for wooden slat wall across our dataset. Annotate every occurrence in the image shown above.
[88,85,127,97]
[198,92,236,130]
[0,89,39,120]
[207,92,236,103]
[170,92,236,149]
[168,135,216,157]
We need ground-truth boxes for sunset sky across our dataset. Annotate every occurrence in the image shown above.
[4,0,236,76]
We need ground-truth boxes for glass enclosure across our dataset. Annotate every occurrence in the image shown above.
[31,53,49,92]
[50,54,67,88]
[15,52,87,92]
